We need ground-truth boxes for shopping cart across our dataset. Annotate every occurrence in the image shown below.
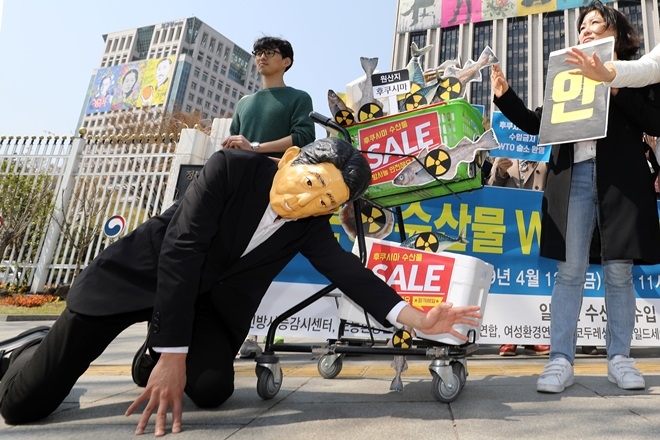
[254,102,493,403]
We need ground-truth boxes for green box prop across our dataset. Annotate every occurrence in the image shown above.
[346,99,485,207]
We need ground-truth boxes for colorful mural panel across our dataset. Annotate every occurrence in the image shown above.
[396,0,616,31]
[397,0,442,33]
[85,56,175,115]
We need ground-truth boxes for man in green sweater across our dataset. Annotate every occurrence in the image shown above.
[221,36,315,159]
[222,36,317,357]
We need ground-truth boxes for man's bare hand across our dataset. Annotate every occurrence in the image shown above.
[126,353,187,437]
[417,302,482,340]
[565,47,616,83]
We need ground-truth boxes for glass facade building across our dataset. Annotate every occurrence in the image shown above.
[392,0,660,118]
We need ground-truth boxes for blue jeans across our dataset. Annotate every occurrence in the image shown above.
[549,160,635,364]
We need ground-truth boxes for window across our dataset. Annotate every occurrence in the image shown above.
[507,17,528,105]
[196,97,203,105]
[229,102,235,109]
[207,90,213,98]
[191,81,197,90]
[199,86,205,94]
[201,32,208,48]
[187,93,194,101]
[440,26,459,63]
[209,38,216,52]
[185,104,192,112]
[221,65,227,76]
[619,1,645,55]
[213,60,219,72]
[210,76,216,86]
[201,72,208,82]
[542,12,565,88]
[470,21,493,114]
[409,31,426,54]
[231,89,237,98]
[193,67,200,78]
[215,94,220,102]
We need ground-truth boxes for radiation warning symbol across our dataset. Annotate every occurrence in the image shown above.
[360,204,388,235]
[334,109,355,127]
[357,103,384,122]
[392,329,413,349]
[436,76,462,101]
[411,232,440,253]
[403,93,427,111]
[423,149,452,178]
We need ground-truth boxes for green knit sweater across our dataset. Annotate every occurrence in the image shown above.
[229,86,316,158]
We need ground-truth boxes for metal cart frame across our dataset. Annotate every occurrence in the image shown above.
[253,111,480,403]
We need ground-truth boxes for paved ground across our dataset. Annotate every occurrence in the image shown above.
[1,319,660,439]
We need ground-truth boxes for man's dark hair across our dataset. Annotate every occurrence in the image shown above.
[253,36,294,71]
[577,1,639,61]
[292,137,372,203]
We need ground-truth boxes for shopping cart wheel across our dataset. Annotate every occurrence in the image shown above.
[256,365,282,400]
[431,362,464,403]
[317,354,343,379]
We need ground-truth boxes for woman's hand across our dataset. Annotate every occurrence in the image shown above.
[565,47,616,83]
[490,64,509,98]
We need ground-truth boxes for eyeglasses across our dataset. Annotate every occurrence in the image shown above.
[252,49,281,59]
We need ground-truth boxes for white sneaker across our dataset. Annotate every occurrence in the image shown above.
[608,355,645,390]
[537,358,574,393]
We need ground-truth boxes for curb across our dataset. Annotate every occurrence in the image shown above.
[0,315,59,322]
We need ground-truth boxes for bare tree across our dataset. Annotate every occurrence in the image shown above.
[0,161,56,281]
[54,177,113,280]
[106,107,213,137]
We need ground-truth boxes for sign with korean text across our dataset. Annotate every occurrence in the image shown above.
[538,37,614,146]
[364,240,454,312]
[256,185,660,346]
[490,110,549,162]
[358,109,441,186]
[372,69,411,99]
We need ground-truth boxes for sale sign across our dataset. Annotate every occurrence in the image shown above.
[347,100,485,207]
[365,240,455,312]
[358,111,442,186]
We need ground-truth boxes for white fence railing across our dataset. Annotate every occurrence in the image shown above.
[0,123,226,293]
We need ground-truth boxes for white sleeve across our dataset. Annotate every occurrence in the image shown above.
[152,346,189,353]
[608,44,660,88]
[385,301,409,328]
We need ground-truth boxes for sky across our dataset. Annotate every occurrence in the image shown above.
[0,0,398,137]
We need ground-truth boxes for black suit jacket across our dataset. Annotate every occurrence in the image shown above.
[67,149,403,347]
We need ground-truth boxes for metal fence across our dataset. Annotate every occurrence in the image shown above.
[0,133,178,292]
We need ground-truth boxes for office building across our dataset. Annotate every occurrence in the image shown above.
[77,17,259,136]
[392,0,659,116]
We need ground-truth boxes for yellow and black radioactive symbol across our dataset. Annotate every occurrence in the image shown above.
[334,109,355,127]
[357,103,384,122]
[403,93,428,111]
[411,232,440,252]
[423,149,452,177]
[360,205,388,235]
[436,76,462,101]
[392,328,413,349]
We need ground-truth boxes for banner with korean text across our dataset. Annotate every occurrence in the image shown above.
[253,185,660,346]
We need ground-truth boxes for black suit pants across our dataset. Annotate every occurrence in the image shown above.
[1,294,240,424]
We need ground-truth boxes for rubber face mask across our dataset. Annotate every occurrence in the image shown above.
[270,147,350,219]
